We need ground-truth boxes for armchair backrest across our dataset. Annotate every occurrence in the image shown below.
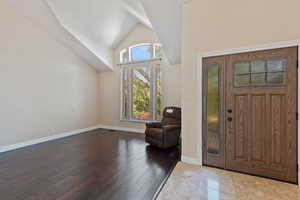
[161,107,181,126]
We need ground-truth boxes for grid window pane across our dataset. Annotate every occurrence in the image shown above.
[235,62,250,74]
[267,72,284,84]
[122,65,161,122]
[267,59,286,72]
[251,60,266,73]
[131,45,153,62]
[251,73,266,85]
[234,58,286,87]
[235,74,250,87]
[132,67,152,120]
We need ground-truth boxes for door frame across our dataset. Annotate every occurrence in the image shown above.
[195,40,300,184]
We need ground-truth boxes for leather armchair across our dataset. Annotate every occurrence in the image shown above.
[145,107,181,149]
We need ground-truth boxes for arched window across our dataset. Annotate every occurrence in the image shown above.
[120,43,162,63]
[120,43,163,122]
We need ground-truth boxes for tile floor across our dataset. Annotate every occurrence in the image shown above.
[157,162,300,200]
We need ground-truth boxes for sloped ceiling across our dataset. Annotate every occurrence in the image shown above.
[7,0,113,71]
[122,0,152,28]
[47,0,139,57]
[6,0,182,71]
[141,0,182,65]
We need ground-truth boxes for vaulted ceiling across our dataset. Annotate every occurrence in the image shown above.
[7,0,182,71]
[141,0,182,65]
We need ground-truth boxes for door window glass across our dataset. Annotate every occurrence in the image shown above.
[234,58,286,87]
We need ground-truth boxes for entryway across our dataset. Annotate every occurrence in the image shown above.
[202,47,298,183]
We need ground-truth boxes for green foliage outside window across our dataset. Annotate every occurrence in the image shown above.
[121,43,163,121]
[132,67,161,120]
[133,69,151,120]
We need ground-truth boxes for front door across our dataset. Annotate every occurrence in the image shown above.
[203,47,298,183]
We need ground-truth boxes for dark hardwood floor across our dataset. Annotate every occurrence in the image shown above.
[0,129,179,200]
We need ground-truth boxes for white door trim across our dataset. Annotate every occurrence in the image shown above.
[196,39,300,184]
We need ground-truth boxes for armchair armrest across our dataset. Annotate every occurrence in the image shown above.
[163,124,181,132]
[146,122,162,128]
[162,124,181,148]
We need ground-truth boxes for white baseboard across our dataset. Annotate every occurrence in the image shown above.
[181,156,202,166]
[97,125,145,134]
[0,124,145,154]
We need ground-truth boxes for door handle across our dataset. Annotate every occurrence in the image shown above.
[227,109,232,113]
[227,117,233,122]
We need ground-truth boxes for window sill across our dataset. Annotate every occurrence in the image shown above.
[120,119,160,124]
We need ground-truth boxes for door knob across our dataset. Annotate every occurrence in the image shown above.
[227,109,232,113]
[227,117,233,122]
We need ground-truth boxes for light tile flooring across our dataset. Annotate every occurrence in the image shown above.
[157,162,300,200]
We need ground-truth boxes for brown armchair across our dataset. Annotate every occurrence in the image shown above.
[145,107,181,149]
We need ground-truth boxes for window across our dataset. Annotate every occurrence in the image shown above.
[120,43,163,63]
[234,58,286,87]
[120,43,163,122]
[120,49,129,63]
[130,44,152,62]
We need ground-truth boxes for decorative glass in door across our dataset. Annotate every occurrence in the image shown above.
[205,64,221,155]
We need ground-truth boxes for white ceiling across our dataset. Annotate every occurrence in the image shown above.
[141,0,182,65]
[47,0,137,49]
[7,0,182,71]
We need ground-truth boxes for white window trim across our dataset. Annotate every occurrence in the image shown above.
[120,62,162,123]
[120,49,127,63]
[119,43,163,123]
[153,43,162,58]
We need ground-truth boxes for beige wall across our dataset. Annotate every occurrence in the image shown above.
[0,1,101,147]
[99,24,181,129]
[181,0,300,159]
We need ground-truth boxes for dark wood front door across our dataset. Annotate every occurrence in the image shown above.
[203,47,298,183]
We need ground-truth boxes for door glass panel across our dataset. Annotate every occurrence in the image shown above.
[235,58,286,87]
[235,62,250,74]
[235,74,250,87]
[251,60,266,73]
[267,59,286,72]
[206,64,220,155]
[267,72,284,84]
[251,73,266,85]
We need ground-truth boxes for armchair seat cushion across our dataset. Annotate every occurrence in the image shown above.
[145,128,163,140]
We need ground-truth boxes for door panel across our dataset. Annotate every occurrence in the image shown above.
[250,94,267,164]
[225,47,298,183]
[234,94,249,161]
